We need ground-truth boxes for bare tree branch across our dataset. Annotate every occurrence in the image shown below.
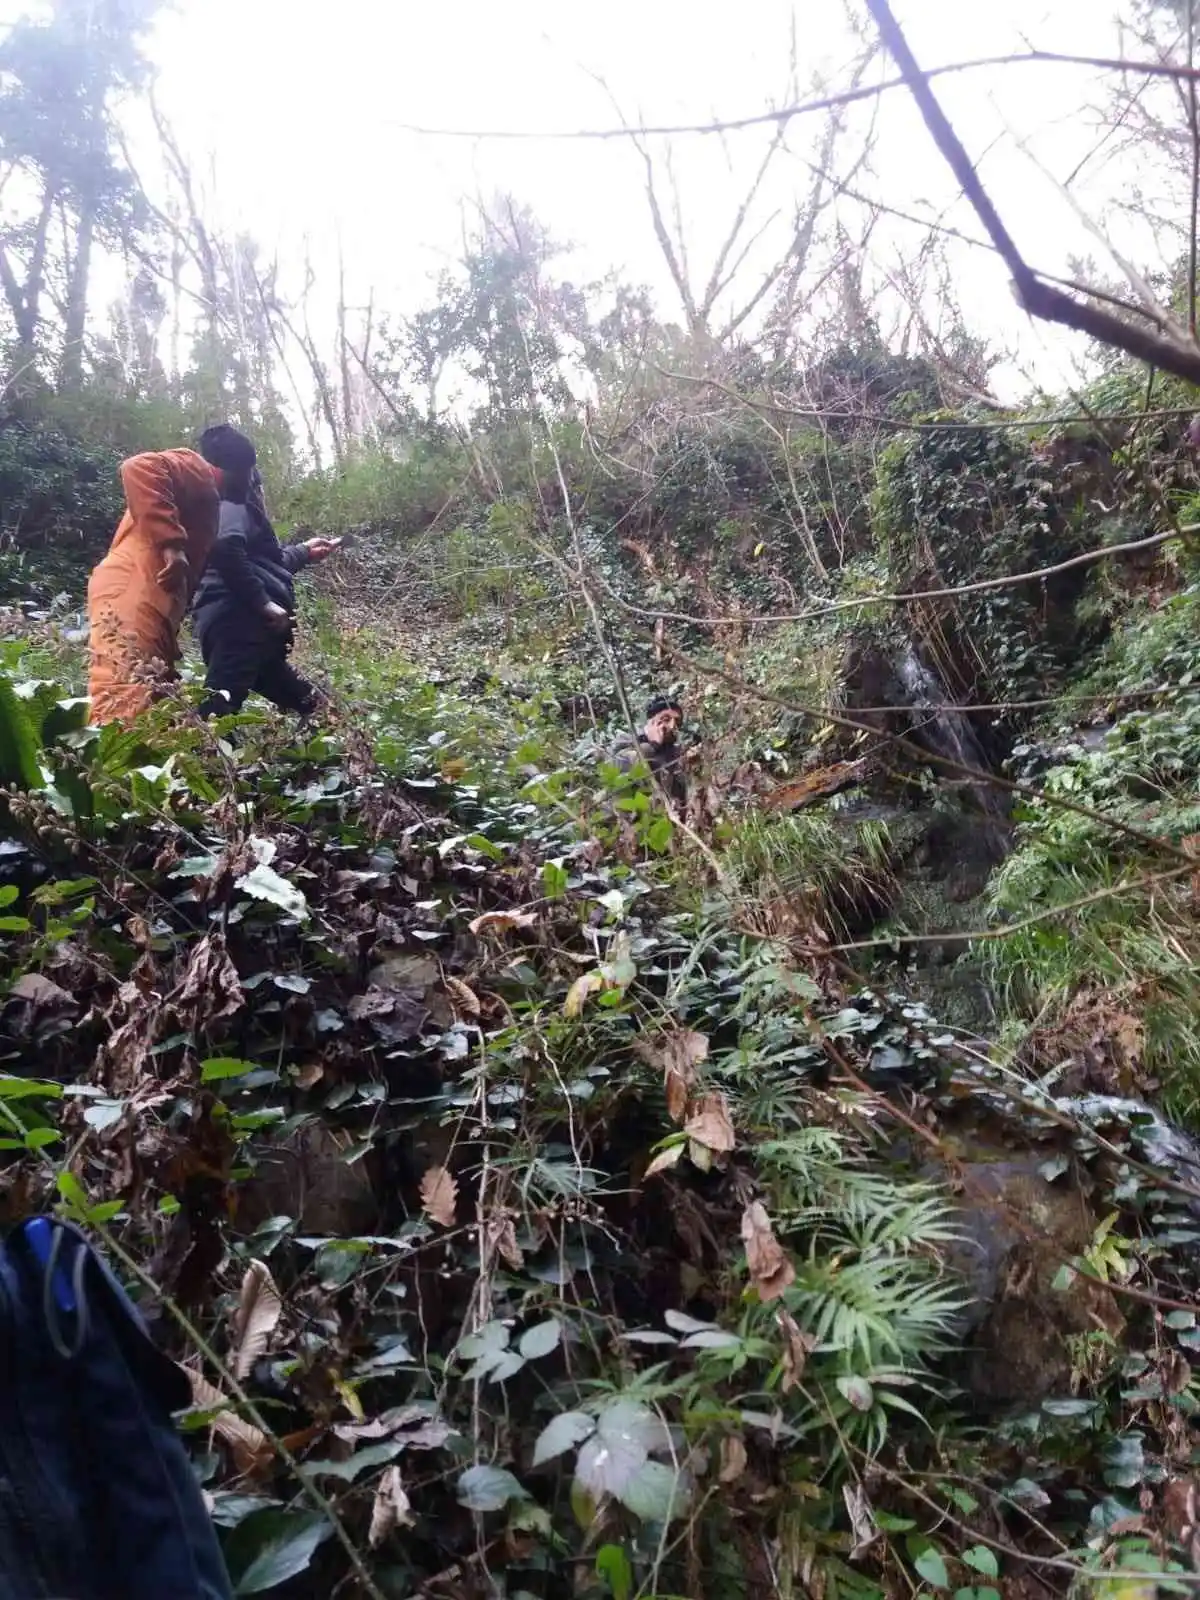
[247,258,324,469]
[391,49,1200,143]
[337,240,354,445]
[864,0,1200,391]
[699,118,790,320]
[297,246,343,462]
[148,94,220,312]
[633,134,702,334]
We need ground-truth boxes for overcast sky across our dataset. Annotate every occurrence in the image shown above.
[131,0,1142,398]
[4,0,1166,401]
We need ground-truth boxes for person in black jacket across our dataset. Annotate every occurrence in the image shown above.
[193,425,339,718]
[612,694,689,807]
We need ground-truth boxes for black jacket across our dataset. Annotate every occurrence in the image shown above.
[192,498,310,625]
[612,731,687,806]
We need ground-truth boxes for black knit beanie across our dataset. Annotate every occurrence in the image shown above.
[197,424,257,477]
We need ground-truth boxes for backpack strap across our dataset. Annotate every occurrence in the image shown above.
[0,1240,84,1598]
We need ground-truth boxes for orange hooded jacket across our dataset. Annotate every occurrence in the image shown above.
[86,450,223,726]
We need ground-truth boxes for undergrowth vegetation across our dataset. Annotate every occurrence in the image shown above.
[4,155,1200,1600]
[8,0,1200,1584]
[0,546,1198,1595]
[0,644,973,1596]
[988,582,1200,1118]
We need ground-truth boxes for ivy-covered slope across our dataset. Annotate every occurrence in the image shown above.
[0,608,1196,1600]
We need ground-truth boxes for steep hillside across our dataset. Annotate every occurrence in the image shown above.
[3,369,1200,1593]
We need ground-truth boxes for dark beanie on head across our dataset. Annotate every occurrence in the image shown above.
[646,694,682,718]
[198,424,256,476]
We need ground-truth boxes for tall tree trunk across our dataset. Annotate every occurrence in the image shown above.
[169,234,182,392]
[337,246,353,446]
[22,184,55,352]
[59,201,96,386]
[1,182,56,363]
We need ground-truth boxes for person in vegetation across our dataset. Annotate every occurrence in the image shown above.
[86,447,225,725]
[194,425,340,719]
[613,694,689,807]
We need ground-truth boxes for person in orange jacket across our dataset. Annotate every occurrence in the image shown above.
[86,438,255,725]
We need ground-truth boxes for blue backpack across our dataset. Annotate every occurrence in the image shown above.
[0,1216,233,1599]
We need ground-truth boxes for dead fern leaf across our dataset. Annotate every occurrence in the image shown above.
[230,1260,283,1380]
[171,933,244,1030]
[468,910,538,936]
[444,975,481,1017]
[369,1465,413,1547]
[420,1165,458,1227]
[777,1308,816,1392]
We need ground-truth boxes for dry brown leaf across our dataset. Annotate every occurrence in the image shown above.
[844,1482,879,1561]
[777,1308,816,1393]
[719,1434,748,1484]
[230,1260,283,1380]
[1112,1009,1143,1065]
[683,1093,735,1155]
[333,1406,455,1449]
[280,1424,325,1457]
[171,933,244,1029]
[444,975,482,1017]
[186,1369,271,1474]
[369,1465,413,1547]
[663,1031,708,1120]
[294,1062,324,1090]
[565,971,604,1019]
[643,1143,686,1180]
[688,1139,715,1173]
[487,1211,524,1269]
[634,1028,708,1123]
[663,1073,693,1123]
[420,1164,458,1227]
[741,1201,796,1304]
[8,972,74,1009]
[468,910,538,936]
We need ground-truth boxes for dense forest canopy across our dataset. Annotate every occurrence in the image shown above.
[7,2,1200,1597]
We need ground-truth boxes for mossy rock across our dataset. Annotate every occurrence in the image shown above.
[935,1152,1124,1404]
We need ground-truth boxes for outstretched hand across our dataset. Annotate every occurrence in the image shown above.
[303,537,341,563]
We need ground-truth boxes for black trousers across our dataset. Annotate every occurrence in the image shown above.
[196,618,320,719]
